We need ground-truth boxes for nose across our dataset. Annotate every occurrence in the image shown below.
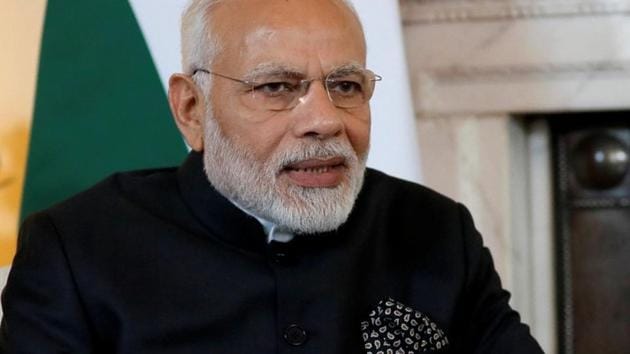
[291,81,344,139]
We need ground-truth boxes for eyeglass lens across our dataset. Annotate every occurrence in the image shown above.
[242,69,378,111]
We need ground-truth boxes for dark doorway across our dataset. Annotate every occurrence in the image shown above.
[549,111,629,354]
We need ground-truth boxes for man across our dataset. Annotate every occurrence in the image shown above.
[1,0,543,353]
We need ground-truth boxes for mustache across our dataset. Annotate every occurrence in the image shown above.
[270,140,358,172]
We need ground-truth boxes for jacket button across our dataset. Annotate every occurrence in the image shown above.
[271,251,297,266]
[273,251,289,264]
[283,324,308,346]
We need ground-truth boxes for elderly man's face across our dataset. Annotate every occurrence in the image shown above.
[201,0,370,233]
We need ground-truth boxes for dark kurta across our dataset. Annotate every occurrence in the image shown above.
[0,152,542,353]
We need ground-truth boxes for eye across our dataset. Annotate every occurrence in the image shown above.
[252,82,297,96]
[328,80,363,95]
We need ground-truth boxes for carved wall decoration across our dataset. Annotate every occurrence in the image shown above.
[402,0,630,115]
[401,0,630,23]
[429,60,630,83]
[402,1,630,352]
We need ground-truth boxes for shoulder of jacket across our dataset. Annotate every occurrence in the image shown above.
[363,168,460,212]
[29,166,179,224]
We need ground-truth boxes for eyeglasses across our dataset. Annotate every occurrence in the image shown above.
[193,67,381,111]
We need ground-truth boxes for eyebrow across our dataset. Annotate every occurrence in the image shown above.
[329,62,365,75]
[334,62,364,71]
[242,63,304,82]
[241,61,366,82]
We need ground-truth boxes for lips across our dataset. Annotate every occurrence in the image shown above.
[282,157,346,187]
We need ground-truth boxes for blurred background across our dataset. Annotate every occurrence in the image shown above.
[1,1,629,353]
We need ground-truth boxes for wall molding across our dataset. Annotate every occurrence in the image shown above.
[401,0,630,23]
[427,60,630,83]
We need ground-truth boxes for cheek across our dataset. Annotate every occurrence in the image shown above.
[245,128,286,160]
[345,112,371,158]
[223,117,292,162]
[209,83,295,163]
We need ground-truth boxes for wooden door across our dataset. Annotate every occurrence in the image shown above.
[551,112,630,354]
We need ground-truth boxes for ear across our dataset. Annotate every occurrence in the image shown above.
[168,74,206,151]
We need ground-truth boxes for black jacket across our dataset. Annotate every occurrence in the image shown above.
[1,152,542,353]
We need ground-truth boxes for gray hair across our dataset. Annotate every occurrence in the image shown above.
[180,0,363,115]
[180,0,362,78]
[180,0,222,76]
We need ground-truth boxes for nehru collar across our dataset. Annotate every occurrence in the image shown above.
[228,199,295,244]
[176,151,269,254]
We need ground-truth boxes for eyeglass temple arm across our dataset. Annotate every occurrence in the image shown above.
[192,69,248,85]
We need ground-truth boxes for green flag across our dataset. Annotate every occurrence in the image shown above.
[21,0,186,219]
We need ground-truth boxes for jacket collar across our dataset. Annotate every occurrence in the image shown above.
[176,151,268,254]
[176,151,363,257]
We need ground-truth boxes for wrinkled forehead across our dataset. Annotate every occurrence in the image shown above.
[209,0,366,70]
[210,0,363,34]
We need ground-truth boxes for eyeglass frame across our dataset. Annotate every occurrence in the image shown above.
[192,67,382,111]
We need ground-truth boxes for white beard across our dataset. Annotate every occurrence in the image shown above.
[202,115,367,235]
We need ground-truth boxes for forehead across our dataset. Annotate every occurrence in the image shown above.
[210,0,366,73]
